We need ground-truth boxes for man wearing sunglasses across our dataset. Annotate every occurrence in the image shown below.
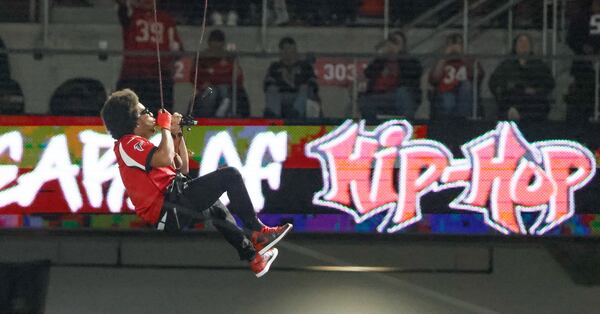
[101,89,292,278]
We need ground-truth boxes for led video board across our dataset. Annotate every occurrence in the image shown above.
[0,116,598,236]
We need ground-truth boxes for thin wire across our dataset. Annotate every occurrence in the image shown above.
[192,0,210,107]
[152,0,165,109]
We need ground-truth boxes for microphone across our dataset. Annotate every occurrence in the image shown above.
[198,86,214,103]
[180,87,214,127]
[180,115,197,126]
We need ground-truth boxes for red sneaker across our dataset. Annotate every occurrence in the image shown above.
[250,248,278,278]
[251,223,293,255]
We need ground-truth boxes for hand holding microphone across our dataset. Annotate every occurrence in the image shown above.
[180,86,214,127]
[170,112,183,134]
[156,109,172,130]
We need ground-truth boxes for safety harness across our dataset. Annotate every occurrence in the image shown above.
[157,172,212,232]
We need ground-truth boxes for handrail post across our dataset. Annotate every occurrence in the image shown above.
[232,56,238,117]
[507,0,514,53]
[384,0,390,39]
[42,0,49,48]
[552,0,559,119]
[560,0,567,43]
[552,0,558,76]
[463,0,469,53]
[261,0,268,52]
[543,0,548,56]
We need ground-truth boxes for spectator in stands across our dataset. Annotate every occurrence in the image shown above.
[115,0,183,113]
[359,31,422,121]
[429,33,484,120]
[565,0,600,122]
[192,29,249,117]
[489,34,555,121]
[263,37,319,118]
[0,35,9,84]
[0,35,24,114]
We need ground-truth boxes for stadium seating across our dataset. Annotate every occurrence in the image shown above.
[49,78,107,116]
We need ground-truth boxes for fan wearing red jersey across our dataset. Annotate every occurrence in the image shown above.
[101,89,292,278]
[429,33,484,120]
[192,29,248,117]
[115,0,183,113]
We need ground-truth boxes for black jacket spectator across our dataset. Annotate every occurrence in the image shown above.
[567,1,600,55]
[565,0,600,122]
[489,34,554,121]
[0,36,24,115]
[0,36,8,83]
[263,60,318,94]
[263,37,320,118]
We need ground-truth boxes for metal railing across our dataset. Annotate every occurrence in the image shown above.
[1,1,592,122]
[2,47,600,122]
[22,0,571,56]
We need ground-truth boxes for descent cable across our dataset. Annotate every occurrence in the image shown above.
[181,0,210,126]
[191,0,210,111]
[151,0,165,109]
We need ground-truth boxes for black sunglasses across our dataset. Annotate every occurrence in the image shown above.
[139,108,153,117]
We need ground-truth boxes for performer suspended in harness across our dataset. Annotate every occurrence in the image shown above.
[100,89,292,278]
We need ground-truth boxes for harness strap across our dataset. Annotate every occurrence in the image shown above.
[159,173,211,231]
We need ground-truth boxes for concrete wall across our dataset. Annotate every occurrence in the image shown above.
[1,233,598,313]
[0,22,575,119]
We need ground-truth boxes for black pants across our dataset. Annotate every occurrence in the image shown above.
[498,92,550,121]
[159,167,262,261]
